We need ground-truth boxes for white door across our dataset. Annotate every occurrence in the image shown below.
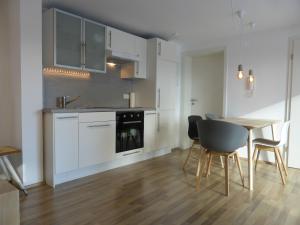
[157,60,177,110]
[135,37,147,78]
[144,111,157,152]
[54,114,79,174]
[79,121,116,168]
[288,39,300,169]
[190,52,224,117]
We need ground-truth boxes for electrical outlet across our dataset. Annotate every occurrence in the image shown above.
[123,93,130,100]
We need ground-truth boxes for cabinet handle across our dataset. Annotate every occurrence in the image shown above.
[136,62,139,75]
[87,124,110,128]
[157,88,161,108]
[109,30,112,48]
[81,43,84,66]
[157,113,160,132]
[158,42,162,56]
[145,112,157,115]
[83,43,86,66]
[57,116,78,119]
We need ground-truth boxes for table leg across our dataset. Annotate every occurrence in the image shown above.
[2,156,27,195]
[248,129,254,191]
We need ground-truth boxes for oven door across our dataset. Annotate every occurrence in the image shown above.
[116,120,144,153]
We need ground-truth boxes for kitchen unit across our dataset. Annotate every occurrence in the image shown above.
[43,8,106,73]
[134,38,179,149]
[44,109,172,187]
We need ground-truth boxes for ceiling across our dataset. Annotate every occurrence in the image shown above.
[43,0,300,50]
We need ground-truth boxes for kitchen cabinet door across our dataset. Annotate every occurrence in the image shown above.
[157,39,178,62]
[107,27,136,57]
[135,37,147,78]
[156,110,174,149]
[156,60,177,110]
[144,111,157,152]
[84,19,106,73]
[79,121,116,168]
[55,10,82,69]
[54,114,79,174]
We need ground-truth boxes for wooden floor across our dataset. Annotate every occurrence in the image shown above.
[20,149,300,225]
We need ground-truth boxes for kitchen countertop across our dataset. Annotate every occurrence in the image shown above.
[43,107,156,113]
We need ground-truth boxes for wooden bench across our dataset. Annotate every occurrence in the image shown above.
[0,180,20,225]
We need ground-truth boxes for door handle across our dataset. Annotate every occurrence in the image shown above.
[109,30,112,48]
[122,121,142,124]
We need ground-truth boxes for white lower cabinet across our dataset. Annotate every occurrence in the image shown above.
[79,121,116,168]
[144,111,157,152]
[54,113,79,174]
[156,110,174,150]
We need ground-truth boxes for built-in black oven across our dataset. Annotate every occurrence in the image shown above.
[116,111,144,154]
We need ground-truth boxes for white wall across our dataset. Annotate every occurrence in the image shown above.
[4,0,43,186]
[191,52,224,118]
[0,0,13,146]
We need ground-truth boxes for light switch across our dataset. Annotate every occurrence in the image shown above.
[123,93,130,100]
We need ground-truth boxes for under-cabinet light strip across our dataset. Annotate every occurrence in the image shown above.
[43,67,90,79]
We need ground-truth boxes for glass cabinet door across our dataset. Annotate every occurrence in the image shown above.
[84,20,106,73]
[55,10,82,69]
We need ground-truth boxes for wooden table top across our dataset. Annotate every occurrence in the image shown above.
[220,117,280,130]
[0,146,21,157]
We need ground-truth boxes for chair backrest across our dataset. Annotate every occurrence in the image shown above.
[205,113,219,120]
[188,115,203,140]
[196,120,248,152]
[278,121,291,146]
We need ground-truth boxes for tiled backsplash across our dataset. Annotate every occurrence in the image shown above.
[43,67,133,108]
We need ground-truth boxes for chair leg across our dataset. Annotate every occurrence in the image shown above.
[255,149,260,171]
[235,153,245,187]
[196,152,208,191]
[0,157,11,181]
[205,153,213,177]
[220,156,224,168]
[274,149,286,185]
[277,148,288,177]
[224,156,229,196]
[253,146,258,162]
[183,142,195,171]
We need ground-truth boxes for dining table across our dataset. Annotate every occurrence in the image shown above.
[220,117,280,191]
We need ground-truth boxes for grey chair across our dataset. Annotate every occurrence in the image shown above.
[205,113,219,120]
[196,120,248,196]
[183,116,203,173]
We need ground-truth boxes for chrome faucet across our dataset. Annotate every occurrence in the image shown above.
[56,96,80,108]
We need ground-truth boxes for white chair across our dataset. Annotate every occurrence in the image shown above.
[252,121,290,185]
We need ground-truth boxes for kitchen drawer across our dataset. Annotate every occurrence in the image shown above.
[79,112,115,123]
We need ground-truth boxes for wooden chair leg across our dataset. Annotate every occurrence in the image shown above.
[277,148,288,177]
[235,153,245,187]
[183,142,194,171]
[224,156,229,196]
[205,153,213,177]
[255,149,260,171]
[274,149,286,185]
[220,156,224,168]
[196,152,208,191]
[253,147,258,162]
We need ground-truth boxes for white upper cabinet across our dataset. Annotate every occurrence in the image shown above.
[107,26,147,79]
[43,8,106,73]
[106,26,136,59]
[156,39,179,62]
